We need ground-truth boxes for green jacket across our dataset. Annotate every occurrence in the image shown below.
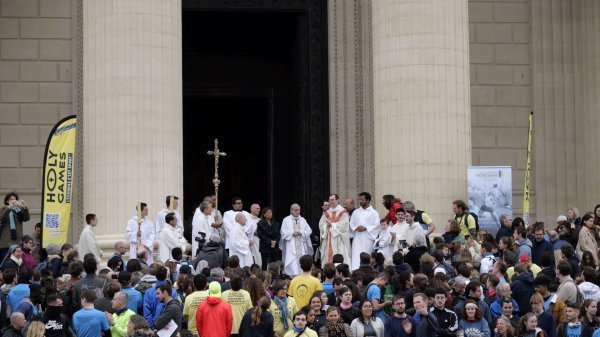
[111,308,136,337]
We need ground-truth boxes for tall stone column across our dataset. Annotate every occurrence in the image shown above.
[83,0,183,246]
[371,0,471,224]
[579,0,600,207]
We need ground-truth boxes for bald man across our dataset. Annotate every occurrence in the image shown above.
[228,213,252,267]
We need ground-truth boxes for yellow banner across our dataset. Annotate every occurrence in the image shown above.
[523,111,533,227]
[42,116,77,247]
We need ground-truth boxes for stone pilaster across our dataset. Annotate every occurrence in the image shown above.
[328,0,375,199]
[371,0,472,222]
[83,0,183,243]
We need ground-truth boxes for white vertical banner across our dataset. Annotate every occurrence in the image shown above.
[467,166,512,237]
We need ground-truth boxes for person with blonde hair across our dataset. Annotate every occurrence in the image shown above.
[24,320,45,337]
[125,314,154,337]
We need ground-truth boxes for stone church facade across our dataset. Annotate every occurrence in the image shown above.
[0,0,598,245]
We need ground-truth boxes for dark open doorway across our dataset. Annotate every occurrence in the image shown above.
[182,1,329,227]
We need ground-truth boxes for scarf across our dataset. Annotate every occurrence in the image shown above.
[8,207,19,240]
[274,296,290,330]
[325,318,347,337]
[10,255,22,266]
[339,302,353,310]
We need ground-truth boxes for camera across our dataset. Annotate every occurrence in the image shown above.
[195,231,206,257]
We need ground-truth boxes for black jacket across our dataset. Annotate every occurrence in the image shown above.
[510,272,535,315]
[431,306,458,337]
[239,308,274,337]
[0,326,22,337]
[256,219,281,253]
[557,322,593,337]
[154,299,182,337]
[40,307,75,337]
[0,259,19,273]
[495,225,513,243]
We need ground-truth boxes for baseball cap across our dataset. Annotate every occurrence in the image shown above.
[208,281,221,297]
[519,253,531,263]
[557,215,568,222]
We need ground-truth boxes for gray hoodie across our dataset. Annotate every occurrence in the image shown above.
[579,282,600,301]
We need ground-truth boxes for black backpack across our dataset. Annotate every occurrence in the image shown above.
[436,262,457,279]
[456,212,479,232]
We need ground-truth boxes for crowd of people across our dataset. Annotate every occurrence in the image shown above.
[1,190,600,337]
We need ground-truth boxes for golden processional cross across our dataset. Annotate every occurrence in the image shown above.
[207,138,226,210]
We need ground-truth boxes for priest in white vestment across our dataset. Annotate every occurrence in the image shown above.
[124,203,155,264]
[280,203,313,276]
[229,213,253,267]
[247,204,262,267]
[191,201,217,257]
[77,213,103,263]
[319,195,351,268]
[158,212,188,262]
[155,195,184,236]
[222,197,251,250]
[349,192,380,271]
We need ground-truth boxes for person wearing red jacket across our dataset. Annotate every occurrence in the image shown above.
[382,195,403,224]
[196,281,233,337]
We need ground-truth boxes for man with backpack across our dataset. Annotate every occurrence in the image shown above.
[432,250,457,278]
[556,260,583,306]
[71,254,105,312]
[365,272,392,323]
[143,265,178,330]
[452,200,477,238]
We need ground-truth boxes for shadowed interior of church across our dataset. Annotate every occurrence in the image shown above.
[182,5,329,228]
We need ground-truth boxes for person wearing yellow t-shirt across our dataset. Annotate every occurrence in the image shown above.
[453,199,476,238]
[403,200,437,239]
[182,274,209,336]
[283,311,318,337]
[506,254,541,280]
[270,280,298,337]
[221,276,253,335]
[288,255,322,309]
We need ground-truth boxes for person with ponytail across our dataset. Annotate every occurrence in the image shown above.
[240,296,275,337]
[318,306,354,337]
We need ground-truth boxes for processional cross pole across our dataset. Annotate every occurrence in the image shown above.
[207,138,227,211]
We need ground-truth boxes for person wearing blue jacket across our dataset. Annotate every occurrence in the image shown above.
[143,265,178,330]
[458,300,490,337]
[490,283,519,319]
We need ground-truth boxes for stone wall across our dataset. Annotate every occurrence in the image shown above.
[0,0,74,233]
[468,0,534,219]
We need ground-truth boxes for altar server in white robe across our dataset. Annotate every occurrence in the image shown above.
[373,220,394,259]
[390,208,409,252]
[349,192,380,271]
[229,213,253,267]
[78,213,103,263]
[222,197,251,250]
[125,202,155,264]
[319,194,351,268]
[155,195,184,236]
[247,204,262,267]
[191,201,216,257]
[158,212,188,262]
[280,203,313,276]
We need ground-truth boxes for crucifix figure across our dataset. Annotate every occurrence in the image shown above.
[207,138,227,210]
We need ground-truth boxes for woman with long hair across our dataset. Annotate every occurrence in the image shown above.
[240,296,275,337]
[580,299,600,329]
[245,277,267,307]
[25,320,45,337]
[418,254,436,279]
[577,213,599,265]
[498,237,515,261]
[125,315,154,337]
[459,300,491,337]
[336,287,359,325]
[593,205,600,227]
[269,280,298,337]
[318,306,354,337]
[349,300,384,337]
[580,251,597,272]
[494,316,515,337]
[516,313,545,337]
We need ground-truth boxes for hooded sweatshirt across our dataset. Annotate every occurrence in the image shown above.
[516,238,533,261]
[579,282,600,301]
[510,272,535,315]
[196,296,233,337]
[459,318,491,337]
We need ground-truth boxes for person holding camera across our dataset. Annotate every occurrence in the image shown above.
[0,192,29,260]
[196,234,227,270]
